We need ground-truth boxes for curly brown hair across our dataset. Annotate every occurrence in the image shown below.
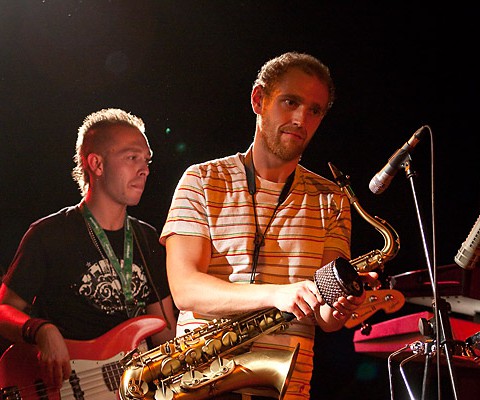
[253,51,335,113]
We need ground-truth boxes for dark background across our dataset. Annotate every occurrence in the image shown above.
[1,2,478,399]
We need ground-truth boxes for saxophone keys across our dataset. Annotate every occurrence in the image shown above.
[154,383,174,400]
[209,357,235,377]
[126,378,149,398]
[259,315,275,330]
[160,356,182,377]
[180,369,209,389]
[202,338,223,356]
[160,341,175,355]
[221,331,238,347]
[183,347,203,365]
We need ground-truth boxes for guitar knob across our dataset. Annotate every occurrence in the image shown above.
[368,295,378,303]
[360,323,372,336]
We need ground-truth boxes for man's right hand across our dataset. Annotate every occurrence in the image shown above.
[35,324,72,389]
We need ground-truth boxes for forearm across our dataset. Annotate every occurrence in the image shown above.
[166,236,351,322]
[0,304,30,343]
[166,235,276,316]
[171,271,277,317]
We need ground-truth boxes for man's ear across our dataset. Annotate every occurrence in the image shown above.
[86,153,103,177]
[251,85,264,115]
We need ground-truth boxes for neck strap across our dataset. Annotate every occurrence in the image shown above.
[243,146,295,202]
[243,147,295,283]
[80,203,139,316]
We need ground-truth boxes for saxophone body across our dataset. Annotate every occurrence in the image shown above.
[119,308,298,400]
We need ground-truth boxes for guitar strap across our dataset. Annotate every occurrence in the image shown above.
[131,219,172,330]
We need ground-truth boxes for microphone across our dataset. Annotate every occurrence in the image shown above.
[369,126,427,194]
[454,213,480,270]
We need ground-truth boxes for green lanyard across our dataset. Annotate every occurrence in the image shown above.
[81,204,135,312]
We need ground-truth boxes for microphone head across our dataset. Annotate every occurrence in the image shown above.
[369,176,385,194]
[454,214,480,270]
[454,245,478,270]
[369,172,394,195]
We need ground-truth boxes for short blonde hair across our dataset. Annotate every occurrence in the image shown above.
[72,108,146,197]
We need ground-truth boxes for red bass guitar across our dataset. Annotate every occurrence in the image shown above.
[0,315,166,399]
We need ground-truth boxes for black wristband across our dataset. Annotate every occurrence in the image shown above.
[21,318,51,344]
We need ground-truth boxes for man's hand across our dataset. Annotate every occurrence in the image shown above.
[35,324,71,389]
[331,271,380,320]
[272,280,326,320]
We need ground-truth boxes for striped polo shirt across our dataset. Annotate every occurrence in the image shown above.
[160,151,351,398]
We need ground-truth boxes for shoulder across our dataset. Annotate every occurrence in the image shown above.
[129,216,161,248]
[129,216,158,236]
[184,153,244,179]
[297,165,343,195]
[15,206,84,252]
[175,153,246,196]
[28,205,82,232]
[129,216,164,258]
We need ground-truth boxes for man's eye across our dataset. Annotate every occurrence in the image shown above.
[284,99,297,107]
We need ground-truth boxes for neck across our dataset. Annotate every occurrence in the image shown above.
[83,194,127,231]
[250,141,298,183]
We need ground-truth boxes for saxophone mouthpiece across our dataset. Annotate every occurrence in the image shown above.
[328,162,349,188]
[328,162,341,179]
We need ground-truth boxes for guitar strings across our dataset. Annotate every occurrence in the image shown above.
[4,361,124,400]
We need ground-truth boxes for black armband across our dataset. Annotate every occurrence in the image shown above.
[21,318,51,344]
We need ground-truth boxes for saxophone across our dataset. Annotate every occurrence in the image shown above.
[118,164,400,400]
[118,308,298,400]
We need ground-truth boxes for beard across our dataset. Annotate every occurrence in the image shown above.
[259,116,310,162]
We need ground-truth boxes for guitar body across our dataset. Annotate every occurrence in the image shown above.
[0,315,166,400]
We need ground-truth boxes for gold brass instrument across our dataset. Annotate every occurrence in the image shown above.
[328,162,400,273]
[118,164,400,400]
[118,308,298,400]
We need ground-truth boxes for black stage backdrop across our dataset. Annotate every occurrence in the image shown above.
[1,2,478,399]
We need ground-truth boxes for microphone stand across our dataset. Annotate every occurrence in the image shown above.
[402,156,459,400]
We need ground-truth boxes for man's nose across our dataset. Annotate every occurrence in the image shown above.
[139,160,150,176]
[292,106,307,126]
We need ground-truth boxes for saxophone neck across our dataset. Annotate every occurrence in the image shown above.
[328,162,400,273]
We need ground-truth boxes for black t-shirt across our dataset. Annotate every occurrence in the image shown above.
[3,205,170,340]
